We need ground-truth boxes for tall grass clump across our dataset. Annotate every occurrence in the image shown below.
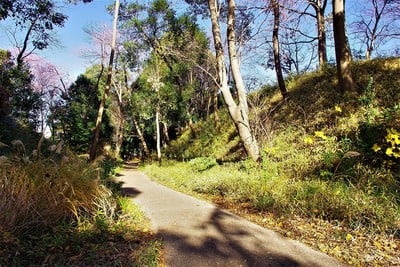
[0,140,115,236]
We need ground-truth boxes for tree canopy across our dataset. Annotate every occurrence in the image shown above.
[1,0,399,161]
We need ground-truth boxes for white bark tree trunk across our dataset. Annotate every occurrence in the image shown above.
[208,0,260,162]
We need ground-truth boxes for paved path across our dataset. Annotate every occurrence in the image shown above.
[118,166,348,267]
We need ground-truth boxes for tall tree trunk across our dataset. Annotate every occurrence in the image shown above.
[271,0,288,99]
[114,114,125,159]
[133,117,150,156]
[114,88,125,159]
[213,86,219,126]
[332,0,354,93]
[208,0,260,162]
[155,103,161,163]
[89,0,120,161]
[314,0,328,67]
[162,121,170,148]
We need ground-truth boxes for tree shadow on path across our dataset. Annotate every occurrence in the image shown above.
[155,208,330,267]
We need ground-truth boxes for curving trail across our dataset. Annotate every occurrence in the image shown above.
[118,165,348,267]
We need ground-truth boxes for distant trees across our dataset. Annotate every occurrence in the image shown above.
[3,0,399,162]
[0,49,43,129]
[0,0,69,131]
[53,67,113,154]
[0,50,13,116]
[117,0,217,160]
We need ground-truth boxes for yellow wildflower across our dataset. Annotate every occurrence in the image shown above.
[314,131,328,140]
[386,128,400,146]
[386,147,393,156]
[372,143,381,152]
[303,136,314,144]
[345,233,353,242]
[334,105,342,113]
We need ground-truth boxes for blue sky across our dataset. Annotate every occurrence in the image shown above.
[43,1,113,80]
[3,1,396,89]
[0,1,113,81]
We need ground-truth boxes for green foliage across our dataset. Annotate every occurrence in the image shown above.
[189,156,217,172]
[99,156,124,194]
[166,110,241,161]
[118,1,214,157]
[147,58,400,240]
[53,69,113,153]
[0,52,43,128]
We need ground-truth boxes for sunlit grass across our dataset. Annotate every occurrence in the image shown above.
[143,57,400,266]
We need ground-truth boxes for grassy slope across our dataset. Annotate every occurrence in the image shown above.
[143,58,400,266]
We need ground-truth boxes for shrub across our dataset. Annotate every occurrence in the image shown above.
[189,156,217,172]
[0,140,116,236]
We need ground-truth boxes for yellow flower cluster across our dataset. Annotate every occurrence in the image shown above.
[372,128,400,158]
[303,136,314,144]
[303,131,329,145]
[386,128,400,146]
[314,131,328,140]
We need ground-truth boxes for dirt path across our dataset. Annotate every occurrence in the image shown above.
[118,166,348,267]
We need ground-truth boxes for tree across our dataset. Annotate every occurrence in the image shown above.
[53,67,113,153]
[0,50,43,128]
[26,54,66,134]
[208,0,260,162]
[146,59,164,163]
[110,67,130,159]
[2,0,67,67]
[271,0,288,98]
[89,0,120,161]
[350,0,400,59]
[0,50,13,116]
[55,75,98,152]
[332,0,354,93]
[0,1,12,20]
[119,0,217,158]
[307,0,328,67]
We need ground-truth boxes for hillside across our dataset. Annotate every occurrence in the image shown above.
[143,58,400,266]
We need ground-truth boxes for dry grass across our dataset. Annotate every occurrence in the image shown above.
[0,140,162,266]
[0,145,114,235]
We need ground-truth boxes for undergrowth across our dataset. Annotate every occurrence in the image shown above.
[143,57,400,267]
[0,139,162,266]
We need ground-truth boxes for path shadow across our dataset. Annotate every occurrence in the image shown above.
[154,207,335,267]
[123,162,139,170]
[120,187,142,198]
